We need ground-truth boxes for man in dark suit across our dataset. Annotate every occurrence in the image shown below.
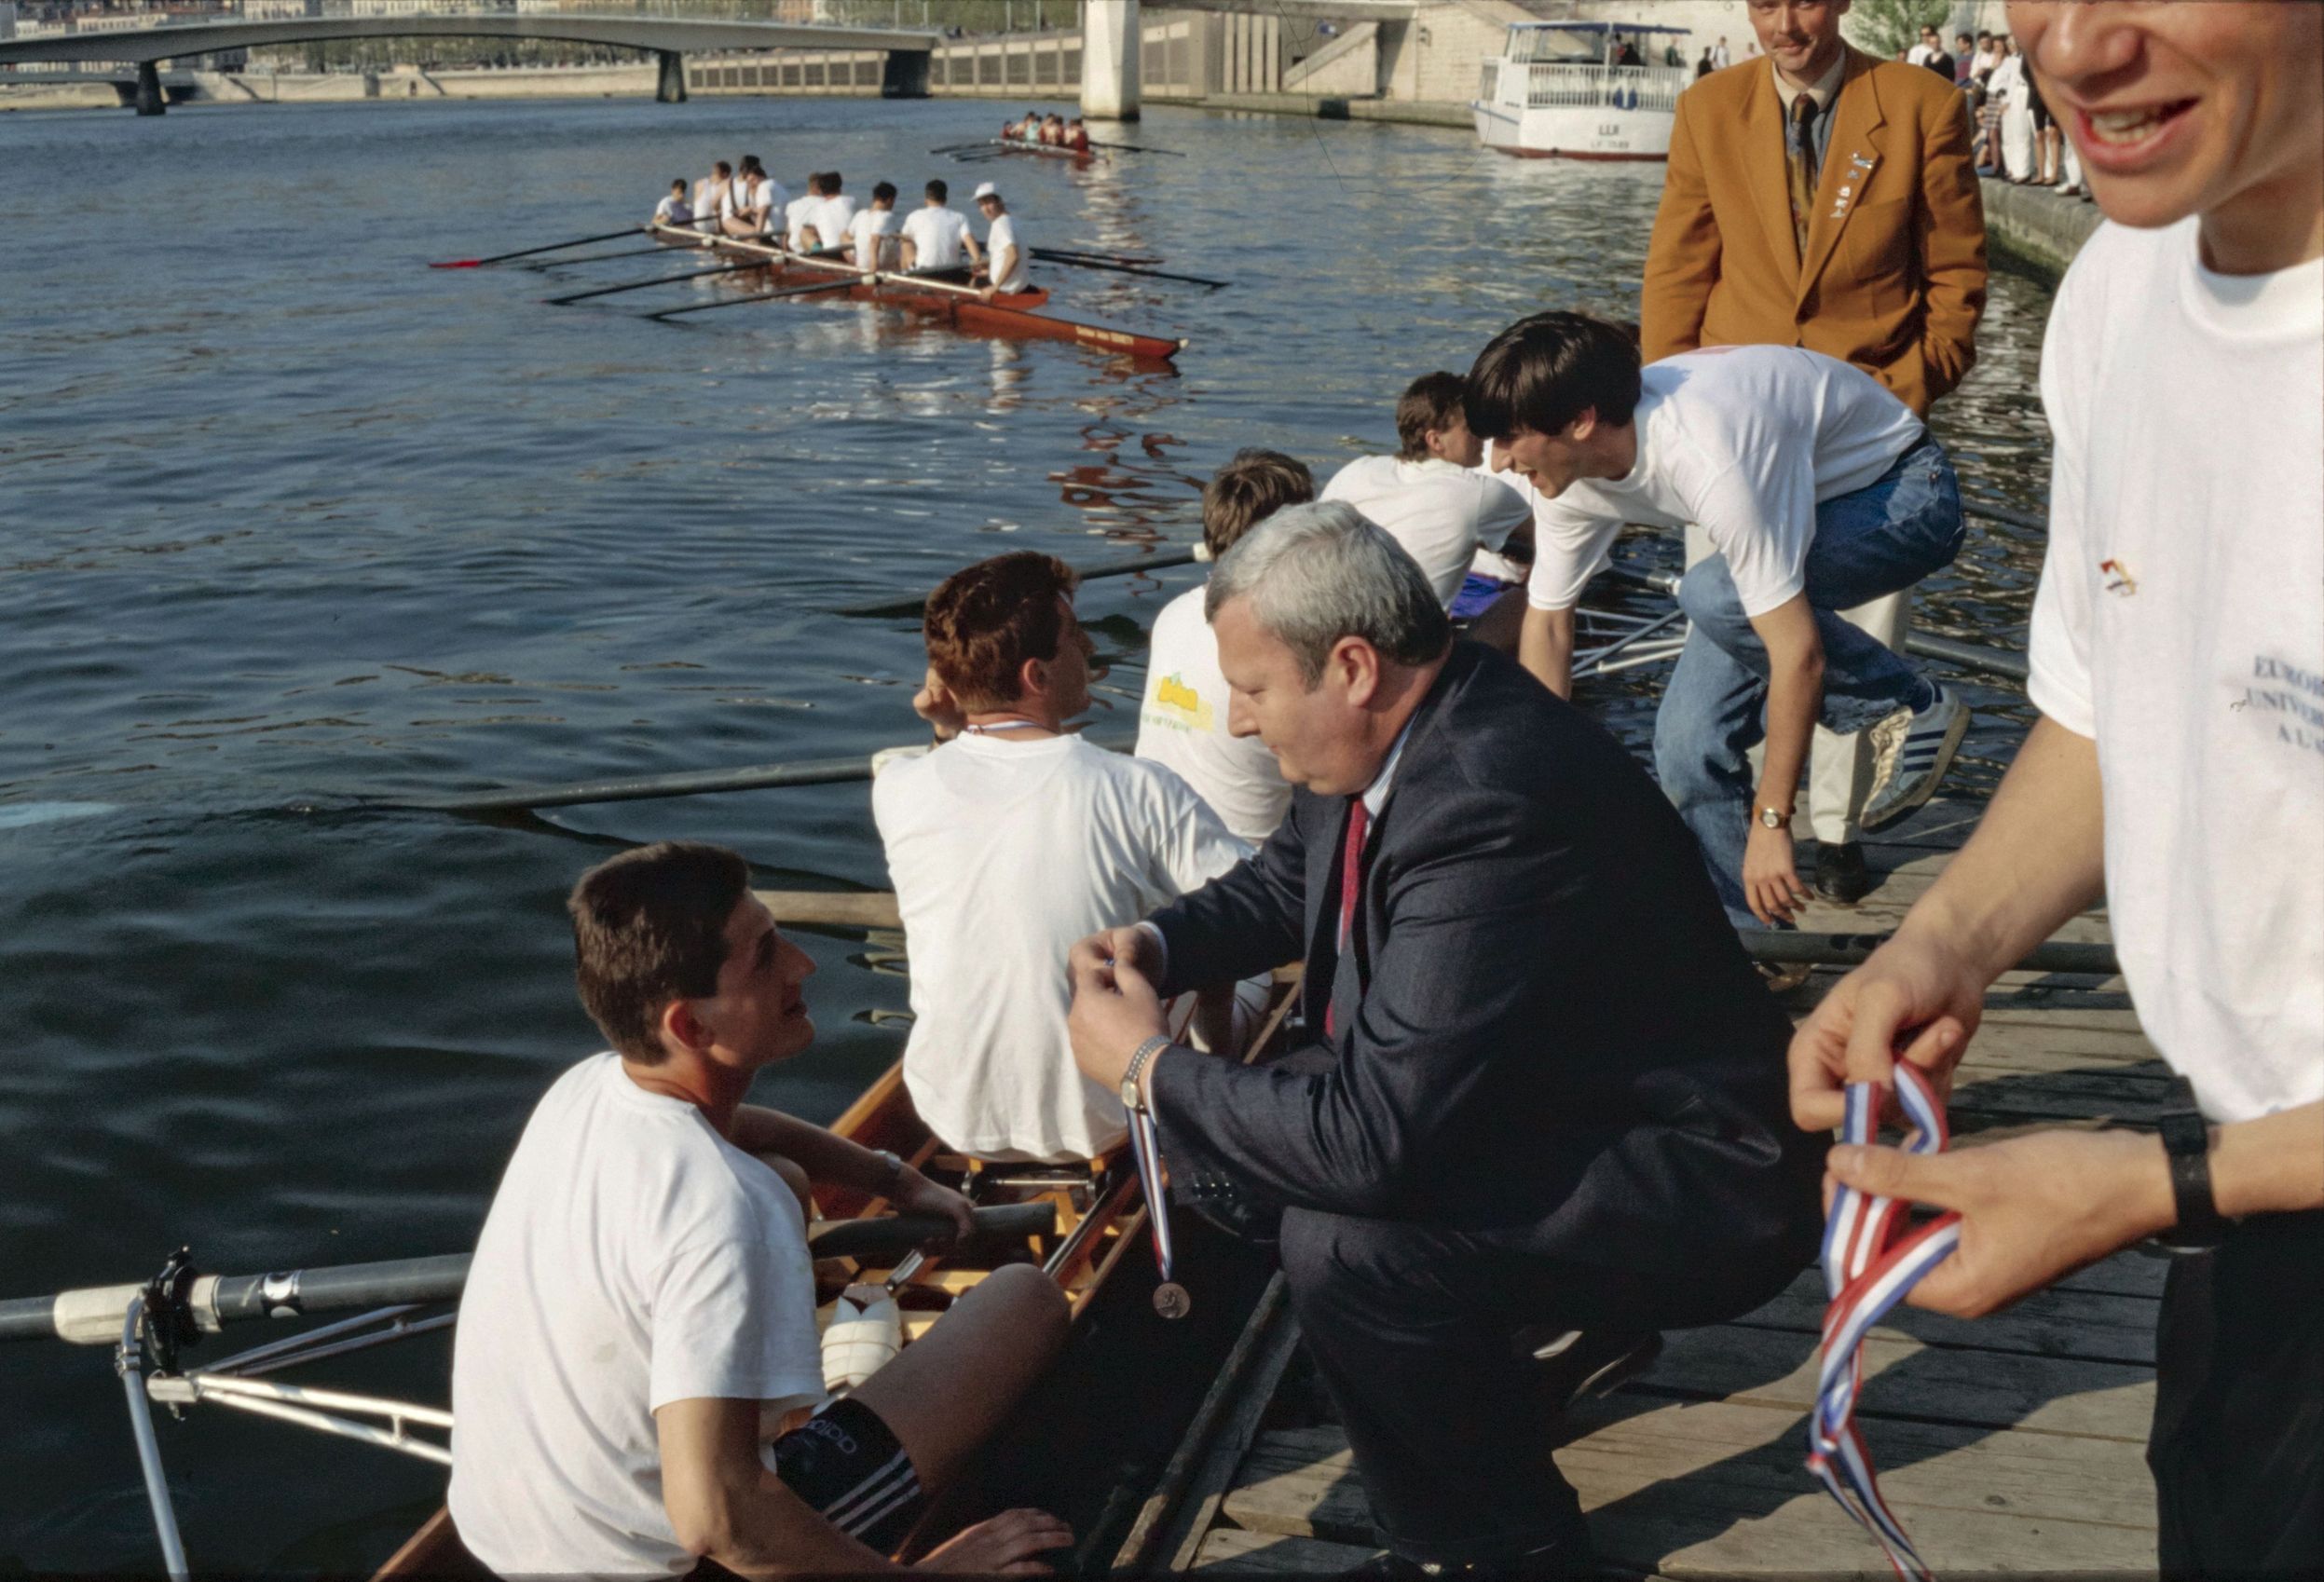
[1067,503,1825,1575]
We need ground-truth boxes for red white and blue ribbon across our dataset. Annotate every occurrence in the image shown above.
[1126,1099,1175,1285]
[1808,1064,1963,1581]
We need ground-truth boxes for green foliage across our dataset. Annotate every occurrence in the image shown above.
[1845,0,1954,61]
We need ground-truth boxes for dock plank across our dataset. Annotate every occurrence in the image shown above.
[1738,1267,2158,1365]
[1190,1528,1379,1574]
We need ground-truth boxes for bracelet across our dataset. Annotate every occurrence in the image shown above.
[871,1148,906,1199]
[1121,1034,1172,1114]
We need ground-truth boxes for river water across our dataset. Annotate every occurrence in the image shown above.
[0,94,2057,1572]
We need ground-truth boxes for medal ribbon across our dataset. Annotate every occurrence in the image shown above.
[1126,1099,1175,1288]
[1808,1064,1963,1582]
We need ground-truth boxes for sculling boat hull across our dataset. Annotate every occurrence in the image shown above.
[985,138,1098,164]
[649,225,1185,362]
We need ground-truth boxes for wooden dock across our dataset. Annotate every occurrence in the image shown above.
[1121,798,2172,1577]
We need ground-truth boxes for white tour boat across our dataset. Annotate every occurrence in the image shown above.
[1473,20,1695,161]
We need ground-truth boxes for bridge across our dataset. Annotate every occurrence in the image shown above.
[0,12,942,113]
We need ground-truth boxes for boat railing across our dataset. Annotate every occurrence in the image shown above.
[1516,61,1689,113]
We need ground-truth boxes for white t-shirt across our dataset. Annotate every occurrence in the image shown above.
[785,193,826,252]
[900,205,972,270]
[817,193,857,249]
[449,1055,825,1577]
[849,206,898,267]
[985,212,1027,292]
[653,195,691,226]
[1136,584,1292,843]
[873,734,1250,1161]
[2027,217,2324,1125]
[697,179,729,224]
[1525,347,1924,617]
[1906,41,1935,65]
[1320,454,1534,607]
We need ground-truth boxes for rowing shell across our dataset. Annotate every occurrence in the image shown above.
[647,225,1185,362]
[983,138,1100,164]
[373,897,1299,1576]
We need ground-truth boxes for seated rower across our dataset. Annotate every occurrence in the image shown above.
[786,173,829,253]
[693,159,733,234]
[971,182,1026,300]
[1064,117,1091,152]
[651,178,691,230]
[448,841,1071,1577]
[898,180,980,278]
[1319,372,1535,645]
[874,553,1257,1165]
[727,155,786,241]
[1039,114,1065,146]
[1135,449,1313,843]
[816,171,857,255]
[1470,312,1972,932]
[848,181,901,271]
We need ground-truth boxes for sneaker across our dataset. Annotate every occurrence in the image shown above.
[1862,684,1969,831]
[1812,839,1871,906]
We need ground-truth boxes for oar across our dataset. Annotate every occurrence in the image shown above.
[1743,930,2117,976]
[928,139,1001,154]
[1031,251,1230,290]
[429,225,642,269]
[1043,246,1164,266]
[547,259,770,306]
[524,242,709,268]
[1087,139,1184,157]
[648,275,864,321]
[839,546,1200,618]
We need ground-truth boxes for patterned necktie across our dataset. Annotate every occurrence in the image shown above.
[1324,797,1369,1038]
[1787,91,1822,261]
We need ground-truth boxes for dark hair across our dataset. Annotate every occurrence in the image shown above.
[873,180,897,203]
[671,178,687,190]
[741,154,762,175]
[925,178,948,202]
[714,159,732,177]
[825,170,843,192]
[1463,311,1642,441]
[568,842,750,1064]
[1202,448,1315,558]
[923,552,1080,711]
[1393,372,1468,460]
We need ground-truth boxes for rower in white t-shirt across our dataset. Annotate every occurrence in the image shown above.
[897,179,980,275]
[972,182,1028,294]
[785,180,827,252]
[1319,372,1533,613]
[816,173,857,253]
[847,181,901,271]
[878,553,1256,1163]
[1136,449,1312,842]
[693,160,733,233]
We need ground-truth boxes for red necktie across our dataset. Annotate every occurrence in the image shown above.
[1325,797,1368,1038]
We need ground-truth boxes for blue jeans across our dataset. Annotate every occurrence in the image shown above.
[1653,436,1965,928]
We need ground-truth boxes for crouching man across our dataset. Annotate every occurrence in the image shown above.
[448,841,1071,1576]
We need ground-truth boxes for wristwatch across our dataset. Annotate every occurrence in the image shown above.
[1758,805,1792,830]
[2155,1110,2235,1251]
[1121,1035,1171,1113]
[871,1148,906,1198]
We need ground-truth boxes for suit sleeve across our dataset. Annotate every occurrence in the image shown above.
[1151,786,1572,1217]
[1908,90,1988,408]
[1146,797,1307,996]
[1640,91,1720,362]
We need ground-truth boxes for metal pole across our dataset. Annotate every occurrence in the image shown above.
[117,1299,191,1582]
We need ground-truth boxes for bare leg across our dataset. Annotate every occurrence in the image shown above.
[848,1263,1068,1494]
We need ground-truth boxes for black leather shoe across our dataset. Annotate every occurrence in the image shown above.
[1329,1526,1596,1580]
[1813,839,1872,905]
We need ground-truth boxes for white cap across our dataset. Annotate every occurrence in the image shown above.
[972,181,1000,199]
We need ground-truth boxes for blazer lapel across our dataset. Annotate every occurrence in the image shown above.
[1743,64,1803,278]
[1797,49,1888,307]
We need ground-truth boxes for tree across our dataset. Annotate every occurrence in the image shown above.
[1845,0,1955,61]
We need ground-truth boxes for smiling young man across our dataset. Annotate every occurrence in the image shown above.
[447,842,1071,1577]
[1790,5,2323,1571]
[1474,311,1970,934]
[1065,502,1823,1577]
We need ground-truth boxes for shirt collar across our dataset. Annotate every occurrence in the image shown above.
[1358,714,1415,823]
[1770,48,1847,114]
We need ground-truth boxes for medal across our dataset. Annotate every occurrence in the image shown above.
[1152,1281,1192,1321]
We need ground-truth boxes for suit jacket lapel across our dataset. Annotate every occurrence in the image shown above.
[1743,64,1802,279]
[1797,49,1888,307]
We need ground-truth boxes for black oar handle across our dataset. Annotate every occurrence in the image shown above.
[1742,931,2118,977]
[808,1202,1058,1262]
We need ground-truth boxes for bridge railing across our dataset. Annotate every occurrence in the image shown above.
[1516,61,1688,113]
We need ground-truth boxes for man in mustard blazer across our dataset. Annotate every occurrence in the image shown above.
[1642,1,1985,907]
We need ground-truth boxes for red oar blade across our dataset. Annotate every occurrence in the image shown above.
[430,260,484,269]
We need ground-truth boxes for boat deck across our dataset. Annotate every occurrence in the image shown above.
[1128,796,2170,1576]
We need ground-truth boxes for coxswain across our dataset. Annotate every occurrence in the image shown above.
[651,178,692,230]
[785,173,827,252]
[972,182,1026,301]
[693,160,733,233]
[898,179,980,277]
[1064,117,1090,152]
[816,171,857,255]
[847,181,900,271]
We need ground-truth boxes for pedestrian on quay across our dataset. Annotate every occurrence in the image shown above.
[1791,3,2323,1575]
[1640,0,1985,907]
[1067,501,1825,1577]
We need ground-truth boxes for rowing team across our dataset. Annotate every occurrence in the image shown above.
[1003,110,1089,150]
[650,164,1030,296]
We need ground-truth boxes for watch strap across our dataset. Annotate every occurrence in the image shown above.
[1122,1035,1171,1112]
[2157,1110,2231,1246]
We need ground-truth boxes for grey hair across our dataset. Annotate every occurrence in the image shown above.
[1204,499,1451,686]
